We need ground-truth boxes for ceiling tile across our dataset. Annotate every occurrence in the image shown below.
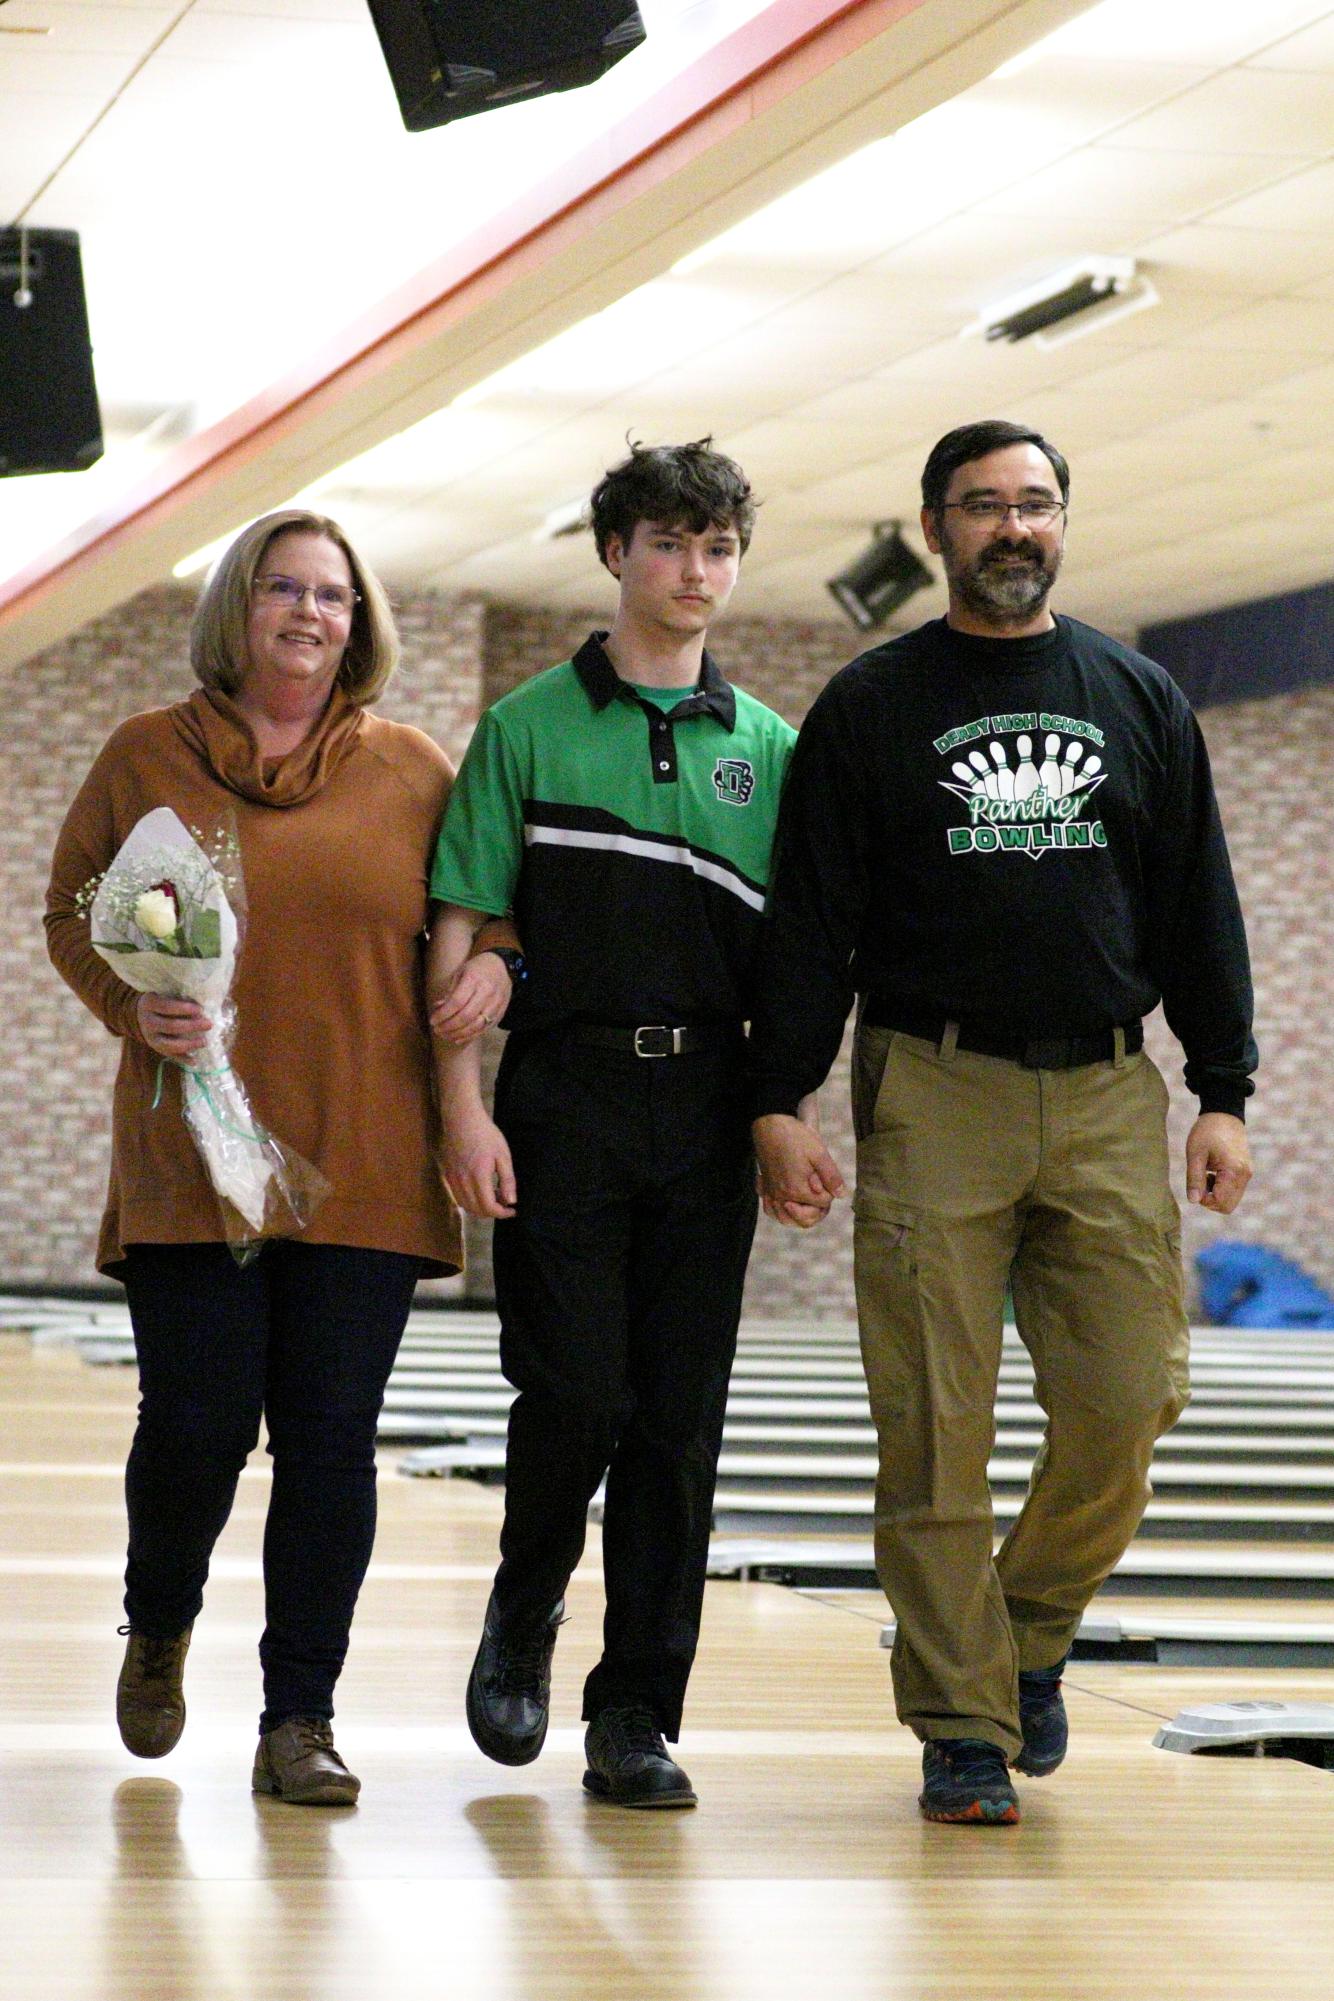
[1107,69,1334,155]
[1071,345,1300,411]
[1249,357,1334,405]
[710,416,877,490]
[976,145,1298,229]
[1034,0,1331,68]
[150,11,366,58]
[4,0,1333,644]
[791,459,937,526]
[1076,413,1280,496]
[869,213,1107,293]
[0,91,105,158]
[0,44,163,93]
[1186,297,1334,354]
[0,2,174,52]
[972,56,1209,136]
[1246,15,1334,69]
[1138,221,1334,294]
[197,0,365,16]
[1204,161,1334,234]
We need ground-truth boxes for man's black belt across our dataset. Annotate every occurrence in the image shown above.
[862,997,1143,1071]
[569,1021,740,1059]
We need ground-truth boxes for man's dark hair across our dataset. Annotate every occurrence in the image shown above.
[590,436,756,567]
[921,420,1070,517]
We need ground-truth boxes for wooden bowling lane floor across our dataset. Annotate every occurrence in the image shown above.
[4,1333,1334,2001]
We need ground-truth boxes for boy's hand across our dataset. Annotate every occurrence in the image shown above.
[440,1101,517,1218]
[753,1112,846,1229]
[430,953,512,1046]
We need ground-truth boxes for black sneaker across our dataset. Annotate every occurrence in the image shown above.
[1015,1653,1069,1777]
[919,1738,1020,1825]
[583,1704,697,1809]
[465,1594,564,1766]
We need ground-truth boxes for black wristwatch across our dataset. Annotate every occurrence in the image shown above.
[481,945,528,984]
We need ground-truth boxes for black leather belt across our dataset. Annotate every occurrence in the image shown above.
[862,998,1143,1071]
[569,1022,739,1059]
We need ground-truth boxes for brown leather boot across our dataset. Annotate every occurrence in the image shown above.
[252,1718,361,1806]
[116,1622,193,1759]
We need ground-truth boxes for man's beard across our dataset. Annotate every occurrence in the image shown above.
[950,539,1062,627]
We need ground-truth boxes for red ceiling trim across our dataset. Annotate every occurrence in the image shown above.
[0,0,930,625]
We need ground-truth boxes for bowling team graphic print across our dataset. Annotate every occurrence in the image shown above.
[935,710,1108,860]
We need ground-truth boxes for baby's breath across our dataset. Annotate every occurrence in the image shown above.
[79,827,235,958]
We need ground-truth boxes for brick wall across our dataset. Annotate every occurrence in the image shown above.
[471,609,1334,1318]
[1145,683,1334,1303]
[8,583,1332,1315]
[8,582,486,1293]
[466,605,858,1315]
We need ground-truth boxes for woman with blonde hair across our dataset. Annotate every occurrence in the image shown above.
[47,510,513,1804]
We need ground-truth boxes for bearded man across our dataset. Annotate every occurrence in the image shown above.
[750,418,1256,1825]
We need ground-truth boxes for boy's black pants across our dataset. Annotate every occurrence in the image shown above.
[490,1029,757,1741]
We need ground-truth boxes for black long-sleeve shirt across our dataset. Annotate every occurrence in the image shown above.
[750,615,1257,1120]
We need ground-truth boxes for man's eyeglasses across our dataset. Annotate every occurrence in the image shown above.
[253,574,361,615]
[941,499,1066,526]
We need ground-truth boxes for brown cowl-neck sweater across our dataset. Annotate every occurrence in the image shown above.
[46,685,463,1275]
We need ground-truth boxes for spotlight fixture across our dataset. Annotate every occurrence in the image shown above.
[826,523,933,631]
[962,255,1159,349]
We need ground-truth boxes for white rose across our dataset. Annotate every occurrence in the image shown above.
[134,889,178,941]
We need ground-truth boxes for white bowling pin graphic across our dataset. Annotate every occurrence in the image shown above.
[1078,754,1102,791]
[968,748,1000,798]
[1059,742,1084,796]
[989,742,1015,799]
[1039,733,1062,796]
[952,760,989,797]
[1013,734,1039,799]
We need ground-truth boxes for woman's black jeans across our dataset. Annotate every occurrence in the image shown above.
[120,1241,421,1732]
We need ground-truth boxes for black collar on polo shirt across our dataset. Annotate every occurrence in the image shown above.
[574,632,737,733]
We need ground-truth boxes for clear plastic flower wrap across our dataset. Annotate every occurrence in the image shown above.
[85,806,329,1262]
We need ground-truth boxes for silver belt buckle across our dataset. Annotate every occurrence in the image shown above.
[633,1024,678,1057]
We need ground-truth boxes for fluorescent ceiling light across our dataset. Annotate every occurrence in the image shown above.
[535,498,592,542]
[1032,272,1159,348]
[671,238,726,278]
[989,46,1045,81]
[173,529,246,579]
[962,256,1159,348]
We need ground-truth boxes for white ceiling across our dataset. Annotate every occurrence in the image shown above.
[2,0,1332,649]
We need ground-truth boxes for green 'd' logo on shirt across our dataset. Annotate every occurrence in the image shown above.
[713,757,755,806]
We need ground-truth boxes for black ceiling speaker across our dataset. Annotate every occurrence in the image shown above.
[0,227,103,477]
[827,523,934,631]
[365,1,647,133]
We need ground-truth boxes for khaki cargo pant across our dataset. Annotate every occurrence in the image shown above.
[852,1025,1190,1760]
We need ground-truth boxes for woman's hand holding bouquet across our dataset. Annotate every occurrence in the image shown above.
[82,806,327,1256]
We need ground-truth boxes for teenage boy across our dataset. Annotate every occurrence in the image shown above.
[428,439,796,1808]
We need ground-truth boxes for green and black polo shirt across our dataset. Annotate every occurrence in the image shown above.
[430,633,796,1031]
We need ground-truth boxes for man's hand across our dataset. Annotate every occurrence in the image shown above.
[1185,1112,1252,1214]
[753,1112,846,1229]
[429,952,512,1046]
[440,1098,517,1219]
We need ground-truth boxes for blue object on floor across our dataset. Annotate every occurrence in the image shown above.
[1196,1240,1334,1329]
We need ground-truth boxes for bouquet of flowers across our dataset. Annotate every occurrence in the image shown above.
[84,806,328,1259]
